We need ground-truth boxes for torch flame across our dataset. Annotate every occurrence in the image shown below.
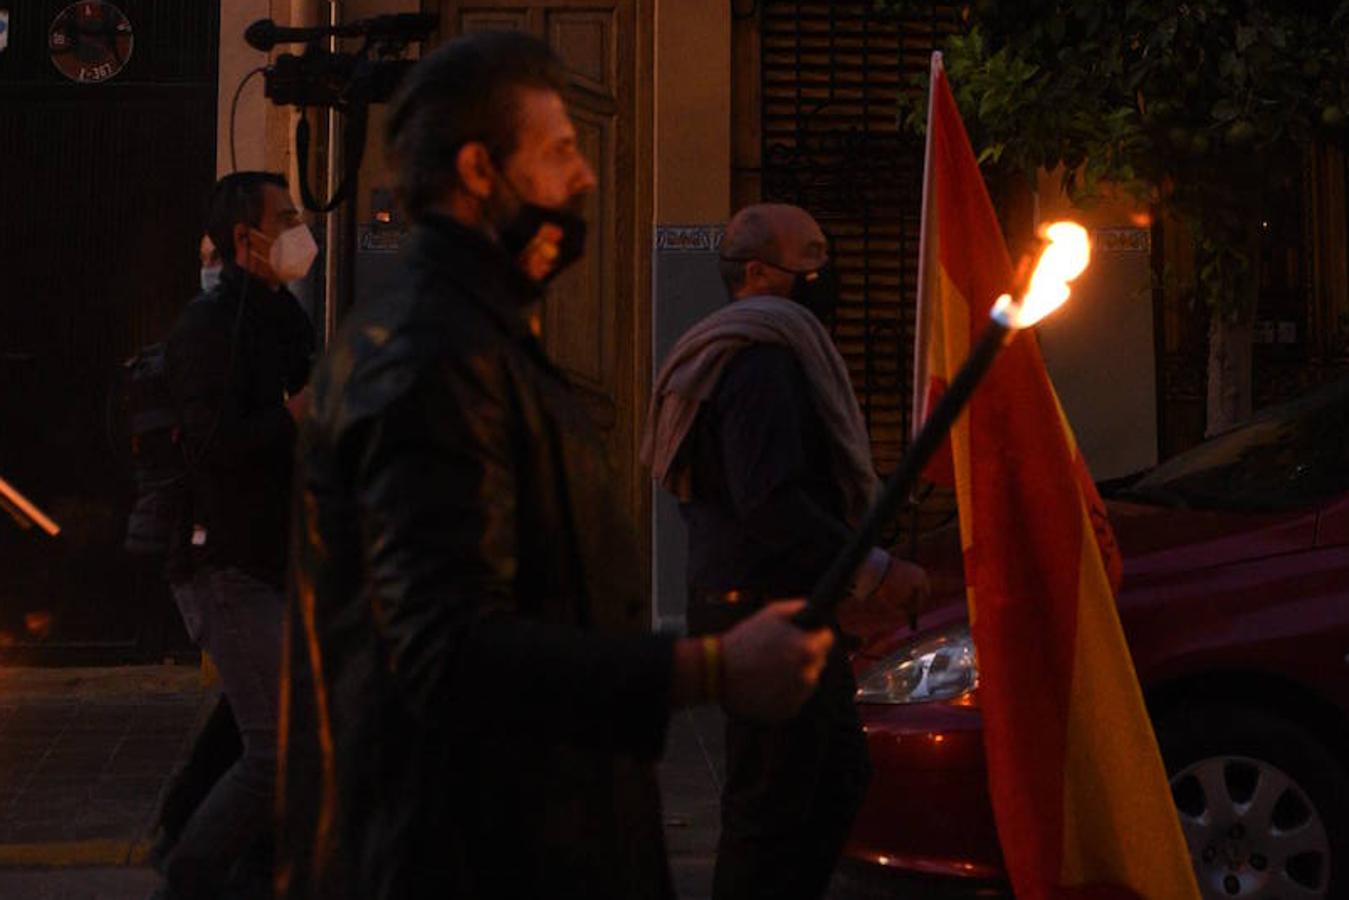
[991,221,1091,329]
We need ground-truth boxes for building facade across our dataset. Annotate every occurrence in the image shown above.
[2,1,1344,651]
[234,0,1169,630]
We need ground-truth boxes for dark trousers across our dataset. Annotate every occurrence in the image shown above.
[154,693,241,855]
[689,595,871,900]
[164,566,284,899]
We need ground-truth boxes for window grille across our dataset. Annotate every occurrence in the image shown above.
[758,1,960,472]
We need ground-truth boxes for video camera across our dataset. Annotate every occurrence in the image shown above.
[245,14,435,109]
[243,13,438,212]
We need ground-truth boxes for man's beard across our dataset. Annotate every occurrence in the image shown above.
[484,178,587,235]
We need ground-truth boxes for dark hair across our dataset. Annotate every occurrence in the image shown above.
[386,30,569,220]
[205,171,287,267]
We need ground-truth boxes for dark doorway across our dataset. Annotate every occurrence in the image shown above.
[0,1,219,662]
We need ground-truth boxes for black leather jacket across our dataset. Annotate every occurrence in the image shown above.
[277,216,676,900]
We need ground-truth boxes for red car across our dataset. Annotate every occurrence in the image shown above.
[842,380,1349,899]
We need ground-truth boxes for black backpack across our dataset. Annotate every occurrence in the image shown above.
[115,343,189,557]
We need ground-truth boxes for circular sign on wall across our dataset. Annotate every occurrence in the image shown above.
[49,1,133,84]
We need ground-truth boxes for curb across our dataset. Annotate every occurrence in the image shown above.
[0,839,152,869]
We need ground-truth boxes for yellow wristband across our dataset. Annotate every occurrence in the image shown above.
[701,636,722,703]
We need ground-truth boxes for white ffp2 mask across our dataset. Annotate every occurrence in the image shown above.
[267,224,318,283]
[200,265,222,294]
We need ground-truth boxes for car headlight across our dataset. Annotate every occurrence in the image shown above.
[855,622,978,704]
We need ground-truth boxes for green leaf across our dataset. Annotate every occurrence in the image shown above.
[1211,99,1239,121]
[978,88,1001,120]
[976,144,1005,165]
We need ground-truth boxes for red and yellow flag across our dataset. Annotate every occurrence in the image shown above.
[912,53,1199,900]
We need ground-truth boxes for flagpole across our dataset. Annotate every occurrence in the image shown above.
[898,52,944,631]
[910,51,941,449]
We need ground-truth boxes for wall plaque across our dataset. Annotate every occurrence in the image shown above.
[49,2,133,84]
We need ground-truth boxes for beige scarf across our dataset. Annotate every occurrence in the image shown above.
[640,295,880,525]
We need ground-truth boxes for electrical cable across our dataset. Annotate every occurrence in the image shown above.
[294,81,372,212]
[229,67,267,173]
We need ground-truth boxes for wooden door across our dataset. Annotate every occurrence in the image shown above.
[433,1,652,592]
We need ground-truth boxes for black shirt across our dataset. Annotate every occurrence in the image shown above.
[166,264,315,586]
[680,343,852,597]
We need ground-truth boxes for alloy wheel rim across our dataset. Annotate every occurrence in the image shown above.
[1171,755,1331,899]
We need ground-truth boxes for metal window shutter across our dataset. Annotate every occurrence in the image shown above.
[759,1,961,474]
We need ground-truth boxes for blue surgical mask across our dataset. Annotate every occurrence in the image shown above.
[200,265,222,294]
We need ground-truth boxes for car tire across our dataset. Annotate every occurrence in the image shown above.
[1155,701,1348,900]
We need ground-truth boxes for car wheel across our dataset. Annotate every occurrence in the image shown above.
[1157,702,1348,900]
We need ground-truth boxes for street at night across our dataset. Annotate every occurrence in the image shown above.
[2,2,1347,899]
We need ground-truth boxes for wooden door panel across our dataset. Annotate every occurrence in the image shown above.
[459,9,534,32]
[546,10,617,97]
[545,104,615,394]
[433,0,647,557]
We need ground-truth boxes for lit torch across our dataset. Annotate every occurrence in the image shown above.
[797,222,1091,627]
[0,475,60,537]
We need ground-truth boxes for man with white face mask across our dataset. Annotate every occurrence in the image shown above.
[156,172,317,899]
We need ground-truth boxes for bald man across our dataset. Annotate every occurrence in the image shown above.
[644,204,930,899]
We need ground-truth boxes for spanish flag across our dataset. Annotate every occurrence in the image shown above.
[912,53,1199,899]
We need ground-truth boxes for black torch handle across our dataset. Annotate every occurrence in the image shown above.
[794,317,1013,630]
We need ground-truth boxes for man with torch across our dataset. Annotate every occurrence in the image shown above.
[643,203,931,900]
[276,34,838,900]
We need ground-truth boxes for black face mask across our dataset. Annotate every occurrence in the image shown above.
[789,261,840,325]
[492,175,588,285]
[721,253,840,325]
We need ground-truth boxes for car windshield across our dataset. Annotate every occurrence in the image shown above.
[1119,377,1349,512]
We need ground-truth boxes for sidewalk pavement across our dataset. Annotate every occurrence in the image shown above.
[0,666,207,899]
[0,667,1004,899]
[659,707,726,899]
[0,667,206,861]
